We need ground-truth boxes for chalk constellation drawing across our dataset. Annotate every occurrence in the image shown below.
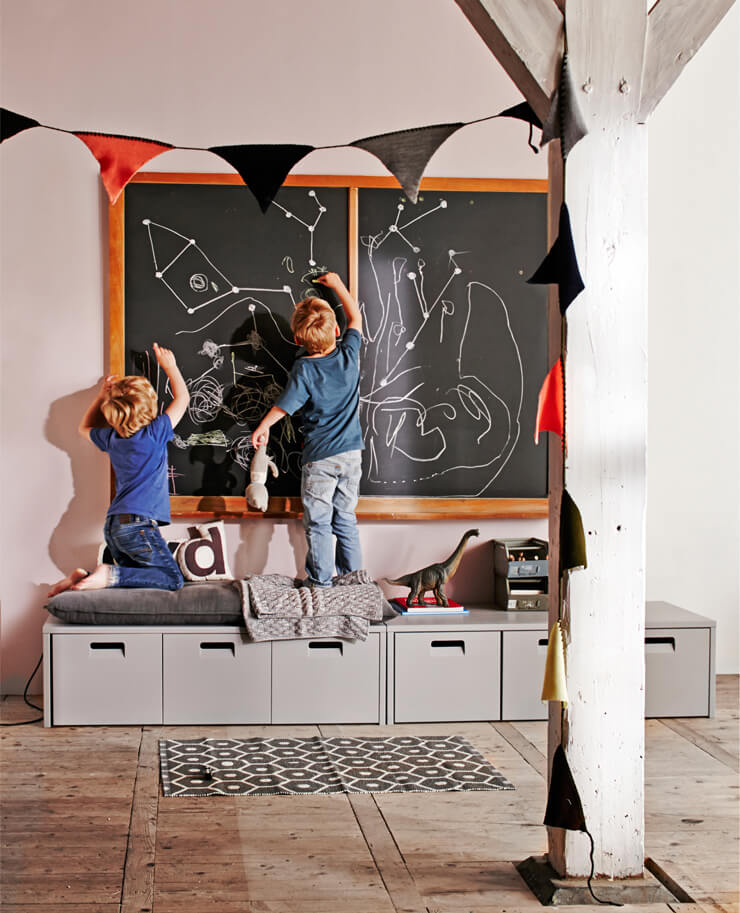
[141,196,335,486]
[359,198,524,497]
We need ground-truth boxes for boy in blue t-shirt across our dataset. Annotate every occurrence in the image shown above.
[251,272,364,587]
[48,343,190,595]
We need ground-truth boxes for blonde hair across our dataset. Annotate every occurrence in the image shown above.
[101,376,158,437]
[291,297,337,355]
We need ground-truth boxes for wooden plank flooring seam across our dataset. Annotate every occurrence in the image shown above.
[659,719,740,773]
[491,722,547,779]
[120,727,160,913]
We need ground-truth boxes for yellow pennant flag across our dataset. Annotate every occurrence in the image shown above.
[541,620,568,705]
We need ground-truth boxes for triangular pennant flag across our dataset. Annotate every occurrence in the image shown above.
[1,108,41,142]
[540,53,588,160]
[560,489,588,572]
[534,357,564,444]
[527,202,584,313]
[209,144,314,213]
[351,123,463,204]
[74,133,173,204]
[544,745,586,831]
[496,101,542,153]
[541,621,569,705]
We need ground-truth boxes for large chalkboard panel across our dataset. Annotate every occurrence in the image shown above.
[111,174,548,518]
[121,177,349,501]
[357,186,547,498]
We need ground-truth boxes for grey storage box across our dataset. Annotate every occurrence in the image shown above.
[163,633,271,724]
[51,630,163,725]
[501,629,550,720]
[271,629,385,724]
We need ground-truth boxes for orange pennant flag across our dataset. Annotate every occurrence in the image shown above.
[534,356,564,443]
[74,133,173,204]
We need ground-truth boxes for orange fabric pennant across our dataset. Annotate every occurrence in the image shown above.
[74,133,173,204]
[534,356,564,444]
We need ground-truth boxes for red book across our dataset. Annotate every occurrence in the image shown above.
[393,596,466,614]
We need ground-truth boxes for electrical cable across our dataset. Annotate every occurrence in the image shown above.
[0,654,43,726]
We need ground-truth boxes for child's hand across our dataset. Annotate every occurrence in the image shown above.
[314,271,344,291]
[153,342,177,371]
[251,425,270,449]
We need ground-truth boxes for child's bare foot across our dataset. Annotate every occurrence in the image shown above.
[47,568,88,597]
[70,564,111,590]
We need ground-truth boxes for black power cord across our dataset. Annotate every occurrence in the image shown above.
[0,654,43,726]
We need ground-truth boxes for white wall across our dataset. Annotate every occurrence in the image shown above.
[647,4,739,674]
[0,0,737,691]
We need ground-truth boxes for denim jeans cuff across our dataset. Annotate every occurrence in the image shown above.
[107,564,120,587]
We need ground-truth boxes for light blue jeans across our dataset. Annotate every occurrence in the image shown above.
[301,450,363,587]
[104,514,184,590]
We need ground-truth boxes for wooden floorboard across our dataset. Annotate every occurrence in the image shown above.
[0,680,737,911]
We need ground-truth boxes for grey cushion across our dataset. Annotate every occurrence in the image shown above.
[45,581,242,625]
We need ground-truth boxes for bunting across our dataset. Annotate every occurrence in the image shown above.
[209,143,314,213]
[540,53,589,160]
[496,101,542,154]
[544,745,585,831]
[541,621,568,705]
[560,489,588,572]
[534,357,564,444]
[351,122,464,204]
[73,132,173,204]
[527,202,584,313]
[0,107,40,142]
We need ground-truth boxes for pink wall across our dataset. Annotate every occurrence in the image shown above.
[0,0,547,692]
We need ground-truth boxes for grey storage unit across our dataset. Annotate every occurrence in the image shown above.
[163,633,271,724]
[501,628,550,720]
[644,601,716,718]
[50,630,163,725]
[271,630,385,724]
[387,610,506,723]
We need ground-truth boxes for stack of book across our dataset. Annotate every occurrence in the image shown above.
[393,596,468,615]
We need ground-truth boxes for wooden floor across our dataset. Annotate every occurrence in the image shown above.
[1,677,737,913]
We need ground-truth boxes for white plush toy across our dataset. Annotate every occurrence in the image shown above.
[246,445,279,512]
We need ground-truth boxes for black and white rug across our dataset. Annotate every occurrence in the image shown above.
[159,735,515,797]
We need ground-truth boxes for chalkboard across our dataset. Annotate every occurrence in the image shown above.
[110,174,548,518]
[357,186,547,499]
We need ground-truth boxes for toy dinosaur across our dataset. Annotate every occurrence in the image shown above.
[386,528,480,606]
[245,445,278,512]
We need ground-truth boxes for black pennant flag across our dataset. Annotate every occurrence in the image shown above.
[496,102,542,153]
[351,123,463,204]
[540,53,588,160]
[560,489,588,573]
[209,144,314,213]
[1,107,41,143]
[544,745,587,831]
[527,202,584,313]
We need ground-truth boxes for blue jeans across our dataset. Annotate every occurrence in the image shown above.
[301,450,363,587]
[104,514,184,590]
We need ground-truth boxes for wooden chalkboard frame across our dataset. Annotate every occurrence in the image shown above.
[109,172,548,520]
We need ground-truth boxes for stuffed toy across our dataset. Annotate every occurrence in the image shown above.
[246,445,279,512]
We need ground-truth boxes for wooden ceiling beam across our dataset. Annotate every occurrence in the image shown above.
[454,0,563,121]
[639,0,736,121]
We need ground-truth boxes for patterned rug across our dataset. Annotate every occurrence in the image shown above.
[159,735,515,797]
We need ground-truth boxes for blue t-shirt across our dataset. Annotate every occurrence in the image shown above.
[276,328,364,465]
[90,413,173,524]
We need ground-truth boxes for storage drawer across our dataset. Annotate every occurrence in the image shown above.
[393,631,500,722]
[501,629,548,720]
[51,632,162,725]
[163,634,271,724]
[272,632,382,724]
[645,627,711,718]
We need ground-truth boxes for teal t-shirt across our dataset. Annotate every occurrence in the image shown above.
[276,328,363,465]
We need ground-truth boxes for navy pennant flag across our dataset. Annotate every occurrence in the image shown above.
[560,489,588,573]
[496,101,542,153]
[209,144,314,213]
[351,122,463,204]
[1,107,41,142]
[527,202,584,313]
[540,53,588,160]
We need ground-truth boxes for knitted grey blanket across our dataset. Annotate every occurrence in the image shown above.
[234,570,387,642]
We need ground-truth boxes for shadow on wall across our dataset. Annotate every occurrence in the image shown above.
[44,381,110,577]
[234,519,307,578]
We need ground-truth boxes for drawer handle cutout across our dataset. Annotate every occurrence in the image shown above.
[431,640,465,654]
[645,636,676,652]
[90,642,125,655]
[309,641,343,654]
[538,639,549,647]
[200,642,236,655]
